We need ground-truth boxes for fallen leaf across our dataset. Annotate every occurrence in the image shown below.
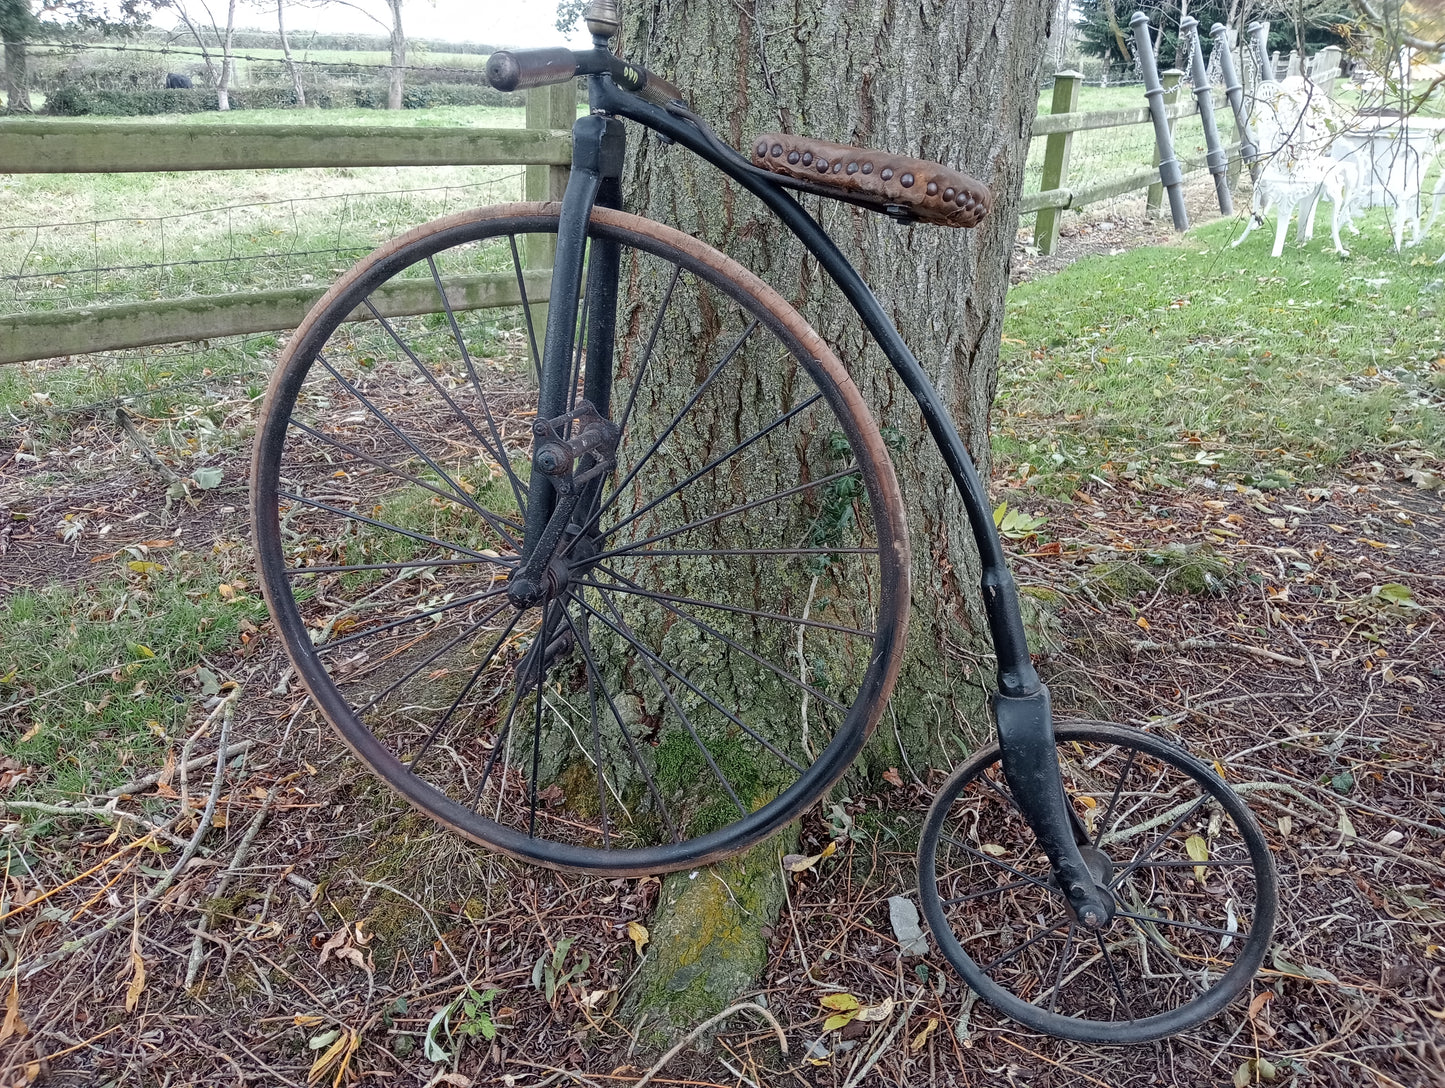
[882,767,904,788]
[1185,833,1209,882]
[1135,615,1150,630]
[819,993,860,1012]
[823,1012,855,1032]
[125,922,147,1013]
[1,978,27,1042]
[627,920,649,955]
[910,1017,939,1051]
[783,841,836,873]
[855,997,894,1023]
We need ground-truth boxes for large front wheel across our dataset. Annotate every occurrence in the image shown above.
[251,203,909,875]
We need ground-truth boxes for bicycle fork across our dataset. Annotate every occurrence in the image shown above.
[508,113,625,611]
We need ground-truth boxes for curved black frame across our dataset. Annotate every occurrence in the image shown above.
[510,38,1114,924]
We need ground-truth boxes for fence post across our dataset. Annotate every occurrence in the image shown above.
[1134,12,1189,229]
[1247,21,1272,82]
[1181,17,1232,215]
[523,81,575,382]
[1034,71,1083,256]
[1313,45,1342,94]
[1212,23,1257,184]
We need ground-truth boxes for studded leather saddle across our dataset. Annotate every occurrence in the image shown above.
[751,133,991,228]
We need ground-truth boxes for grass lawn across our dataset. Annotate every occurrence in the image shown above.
[995,212,1445,495]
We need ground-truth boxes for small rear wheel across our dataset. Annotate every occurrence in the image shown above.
[252,203,909,875]
[918,722,1277,1043]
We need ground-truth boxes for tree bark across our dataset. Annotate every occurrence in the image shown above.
[277,0,306,107]
[618,0,1054,1041]
[385,0,405,110]
[2,35,31,114]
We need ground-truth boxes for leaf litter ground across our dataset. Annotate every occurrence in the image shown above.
[0,198,1442,1088]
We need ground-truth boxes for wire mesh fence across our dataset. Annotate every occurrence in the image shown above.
[1,170,525,318]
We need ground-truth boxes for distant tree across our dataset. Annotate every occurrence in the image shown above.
[554,0,585,35]
[1,0,156,113]
[165,0,238,109]
[1074,0,1349,70]
[270,0,305,105]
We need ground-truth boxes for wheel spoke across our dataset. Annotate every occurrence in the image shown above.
[507,233,543,384]
[285,416,522,537]
[354,597,513,716]
[979,915,1072,973]
[316,585,509,655]
[597,593,747,819]
[587,467,866,564]
[560,605,681,844]
[938,832,1055,893]
[605,546,879,560]
[1094,745,1139,848]
[287,557,510,577]
[1048,921,1079,1014]
[616,261,682,436]
[942,877,1036,906]
[312,351,522,552]
[408,607,527,772]
[585,318,759,535]
[277,490,499,561]
[1108,795,1211,889]
[581,571,874,640]
[1114,910,1250,941]
[431,251,531,513]
[586,564,850,712]
[569,591,806,774]
[528,600,566,838]
[603,391,826,543]
[1097,933,1135,1020]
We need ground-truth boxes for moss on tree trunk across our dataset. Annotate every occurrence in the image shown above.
[618,0,1057,1040]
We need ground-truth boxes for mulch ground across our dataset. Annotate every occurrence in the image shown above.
[1,219,1441,1087]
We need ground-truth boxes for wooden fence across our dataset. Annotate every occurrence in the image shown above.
[0,83,575,367]
[0,68,1284,366]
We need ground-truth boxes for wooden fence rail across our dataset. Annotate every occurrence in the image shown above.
[0,66,1273,365]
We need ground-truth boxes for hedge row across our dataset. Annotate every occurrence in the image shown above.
[44,82,524,116]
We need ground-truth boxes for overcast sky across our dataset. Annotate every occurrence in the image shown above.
[150,1,586,49]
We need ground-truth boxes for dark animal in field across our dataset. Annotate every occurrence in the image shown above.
[165,73,193,89]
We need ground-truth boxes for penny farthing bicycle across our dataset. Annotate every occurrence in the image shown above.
[250,0,1278,1044]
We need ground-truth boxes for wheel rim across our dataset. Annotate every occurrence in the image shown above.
[919,722,1277,1043]
[253,204,908,874]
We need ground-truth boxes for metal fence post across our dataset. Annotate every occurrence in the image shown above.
[1034,71,1083,255]
[1134,12,1189,229]
[524,81,575,382]
[1212,23,1257,184]
[1247,21,1272,81]
[1181,17,1231,214]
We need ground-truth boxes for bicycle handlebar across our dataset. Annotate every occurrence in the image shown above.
[485,48,578,92]
[486,47,684,109]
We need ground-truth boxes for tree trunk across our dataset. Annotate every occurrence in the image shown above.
[618,0,1054,1041]
[386,0,405,110]
[277,0,306,107]
[216,0,237,111]
[2,35,31,114]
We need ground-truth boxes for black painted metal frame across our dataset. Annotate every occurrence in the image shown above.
[511,40,1113,924]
